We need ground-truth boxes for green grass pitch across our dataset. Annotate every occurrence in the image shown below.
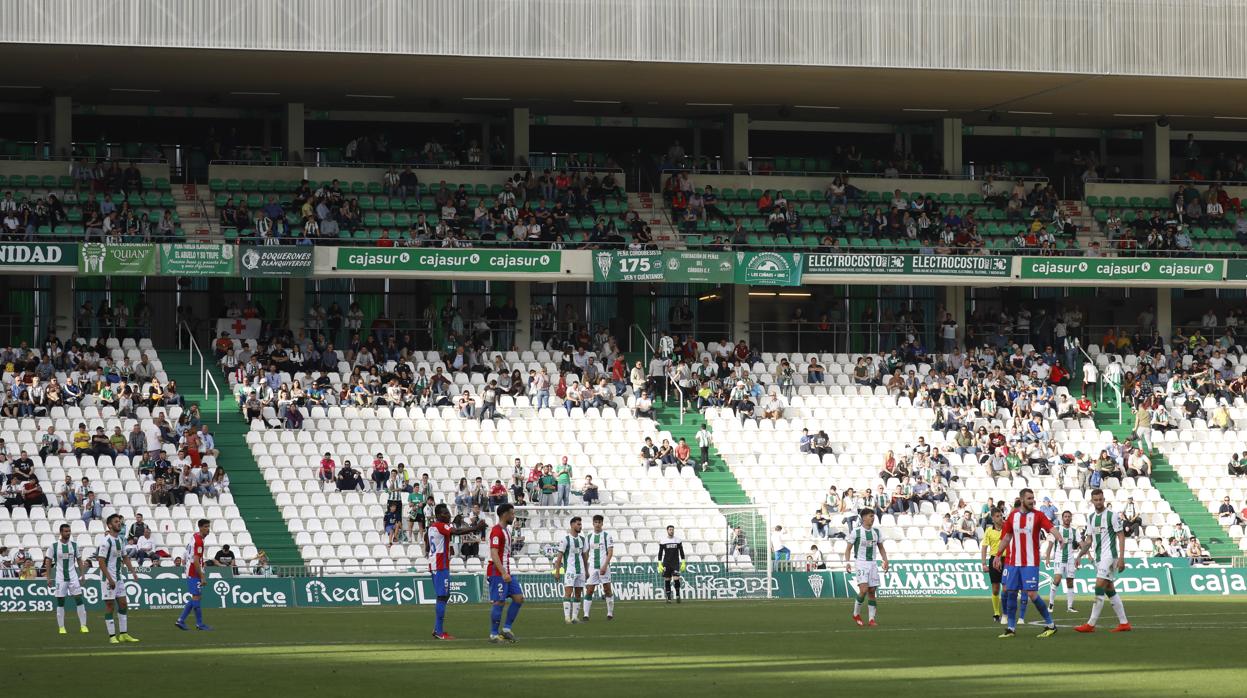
[4,598,1245,696]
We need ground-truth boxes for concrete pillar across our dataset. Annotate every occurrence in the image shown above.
[52,95,72,159]
[732,284,750,344]
[53,274,74,339]
[286,278,306,333]
[724,113,749,172]
[514,281,531,350]
[481,121,492,166]
[1156,288,1172,348]
[283,102,305,163]
[940,118,963,176]
[943,285,966,349]
[511,107,530,167]
[1143,122,1171,181]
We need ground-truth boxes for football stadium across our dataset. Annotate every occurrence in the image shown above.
[2,1,1247,694]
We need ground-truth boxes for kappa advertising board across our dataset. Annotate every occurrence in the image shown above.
[1019,257,1224,282]
[336,248,561,274]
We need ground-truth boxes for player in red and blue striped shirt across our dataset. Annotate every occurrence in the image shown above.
[993,489,1066,638]
[428,503,487,640]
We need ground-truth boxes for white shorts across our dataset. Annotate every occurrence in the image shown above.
[562,572,586,589]
[1094,557,1119,581]
[587,569,612,586]
[1051,561,1076,580]
[54,579,83,598]
[99,579,127,601]
[853,562,881,588]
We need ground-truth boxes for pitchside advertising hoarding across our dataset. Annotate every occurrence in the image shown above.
[2,560,1241,611]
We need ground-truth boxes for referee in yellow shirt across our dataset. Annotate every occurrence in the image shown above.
[980,508,1004,623]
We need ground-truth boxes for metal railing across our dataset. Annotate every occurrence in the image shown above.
[630,323,657,367]
[178,320,220,424]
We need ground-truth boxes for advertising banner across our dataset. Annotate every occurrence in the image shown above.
[78,243,157,276]
[160,243,237,276]
[0,242,78,269]
[838,558,1177,598]
[516,562,775,601]
[592,250,734,284]
[1019,257,1223,282]
[1226,259,1247,281]
[240,245,314,277]
[336,248,561,274]
[803,253,1009,277]
[1169,567,1247,595]
[735,251,804,286]
[295,575,478,606]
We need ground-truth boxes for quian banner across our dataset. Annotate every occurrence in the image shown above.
[78,243,157,276]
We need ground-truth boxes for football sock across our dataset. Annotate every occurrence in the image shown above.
[434,600,446,634]
[1047,587,1055,608]
[192,601,202,626]
[1107,590,1127,624]
[178,599,194,624]
[605,596,614,616]
[562,601,572,621]
[664,580,672,599]
[867,599,877,622]
[1005,590,1019,630]
[854,594,864,616]
[490,604,503,635]
[1018,593,1029,621]
[105,612,115,636]
[1088,588,1106,626]
[583,598,592,617]
[76,603,87,627]
[674,579,682,597]
[504,601,522,629]
[56,606,65,629]
[118,609,127,633]
[1065,586,1076,608]
[991,592,1001,616]
[1033,596,1054,626]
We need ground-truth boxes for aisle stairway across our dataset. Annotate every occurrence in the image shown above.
[1087,385,1238,559]
[160,353,302,567]
[654,398,769,563]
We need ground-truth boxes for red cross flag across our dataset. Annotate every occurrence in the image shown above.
[216,317,261,340]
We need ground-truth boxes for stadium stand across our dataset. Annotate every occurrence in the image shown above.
[699,348,1181,564]
[0,340,252,577]
[225,338,738,574]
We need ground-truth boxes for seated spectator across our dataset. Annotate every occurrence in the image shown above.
[811,430,831,463]
[336,460,364,491]
[487,479,509,511]
[634,391,655,419]
[673,438,693,472]
[581,475,599,505]
[639,437,659,469]
[213,544,239,574]
[1218,497,1245,526]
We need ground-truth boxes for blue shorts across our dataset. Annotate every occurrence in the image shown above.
[488,576,523,602]
[431,569,451,598]
[186,576,201,596]
[1002,565,1039,592]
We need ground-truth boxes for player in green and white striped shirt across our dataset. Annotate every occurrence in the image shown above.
[44,523,89,634]
[1074,489,1131,633]
[1044,510,1079,612]
[553,516,589,624]
[96,514,140,644]
[844,509,889,627]
[584,515,615,621]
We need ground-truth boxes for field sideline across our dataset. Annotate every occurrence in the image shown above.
[4,598,1245,696]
